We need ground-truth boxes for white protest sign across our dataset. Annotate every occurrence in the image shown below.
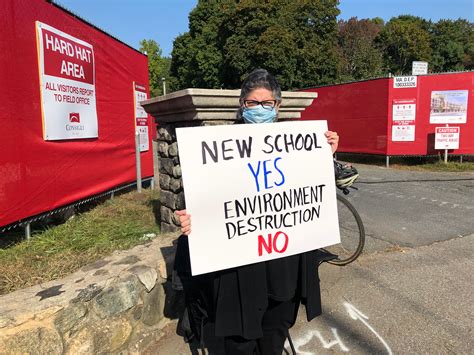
[36,22,98,140]
[435,127,460,149]
[393,76,417,88]
[176,120,340,275]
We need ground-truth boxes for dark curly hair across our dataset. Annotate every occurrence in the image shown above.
[236,69,282,121]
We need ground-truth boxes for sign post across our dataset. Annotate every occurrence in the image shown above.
[135,131,142,192]
[133,82,149,192]
[444,124,448,164]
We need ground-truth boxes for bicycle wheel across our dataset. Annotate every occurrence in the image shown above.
[323,194,365,266]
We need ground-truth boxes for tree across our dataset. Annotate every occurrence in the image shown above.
[171,0,341,90]
[337,17,384,80]
[139,39,174,96]
[170,0,233,89]
[376,16,432,74]
[430,19,474,72]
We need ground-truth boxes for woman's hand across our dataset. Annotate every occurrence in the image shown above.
[175,209,191,236]
[325,131,339,154]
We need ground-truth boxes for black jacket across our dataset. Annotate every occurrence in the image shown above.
[174,235,331,340]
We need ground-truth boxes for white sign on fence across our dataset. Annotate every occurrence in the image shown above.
[430,90,468,124]
[392,125,415,142]
[435,127,460,150]
[393,76,417,88]
[392,99,416,121]
[36,21,98,140]
[176,120,340,275]
[412,61,428,75]
[133,82,149,152]
[391,99,416,142]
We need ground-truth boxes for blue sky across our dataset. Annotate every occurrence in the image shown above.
[58,0,473,57]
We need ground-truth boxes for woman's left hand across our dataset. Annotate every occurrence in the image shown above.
[325,131,339,153]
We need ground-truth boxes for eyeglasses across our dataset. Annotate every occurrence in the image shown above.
[243,100,277,110]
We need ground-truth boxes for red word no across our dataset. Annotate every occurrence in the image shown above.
[258,231,289,256]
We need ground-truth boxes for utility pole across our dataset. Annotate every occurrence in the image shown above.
[162,77,166,95]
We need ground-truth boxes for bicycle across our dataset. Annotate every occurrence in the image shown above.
[322,161,366,266]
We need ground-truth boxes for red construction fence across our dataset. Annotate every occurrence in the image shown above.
[301,72,473,157]
[0,0,154,229]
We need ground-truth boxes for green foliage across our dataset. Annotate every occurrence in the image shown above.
[338,17,384,80]
[139,39,174,96]
[171,0,340,90]
[430,19,474,72]
[169,3,472,89]
[376,15,432,74]
[170,0,232,89]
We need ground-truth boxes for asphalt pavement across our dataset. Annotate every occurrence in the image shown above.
[345,164,474,250]
[284,233,473,354]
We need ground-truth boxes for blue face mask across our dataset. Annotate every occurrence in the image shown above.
[242,106,277,124]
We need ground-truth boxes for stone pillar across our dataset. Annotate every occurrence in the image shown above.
[142,88,317,233]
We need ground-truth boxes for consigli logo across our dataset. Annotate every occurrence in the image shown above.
[66,112,84,131]
[69,112,80,123]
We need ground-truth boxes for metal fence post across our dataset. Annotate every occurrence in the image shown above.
[444,124,449,164]
[25,223,31,240]
[135,130,142,193]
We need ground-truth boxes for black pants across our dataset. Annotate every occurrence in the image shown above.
[223,297,300,355]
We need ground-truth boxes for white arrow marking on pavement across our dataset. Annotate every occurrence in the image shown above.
[343,302,393,355]
[286,328,349,354]
[316,328,350,352]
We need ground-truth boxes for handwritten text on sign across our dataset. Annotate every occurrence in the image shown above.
[176,121,340,275]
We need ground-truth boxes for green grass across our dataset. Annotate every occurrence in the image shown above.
[0,189,160,295]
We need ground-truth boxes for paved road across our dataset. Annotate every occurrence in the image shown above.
[346,164,474,251]
[284,234,473,354]
[152,165,474,354]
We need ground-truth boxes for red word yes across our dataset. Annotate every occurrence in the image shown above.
[258,231,289,256]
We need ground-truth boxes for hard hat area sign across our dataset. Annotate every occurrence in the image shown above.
[435,127,460,150]
[36,21,98,140]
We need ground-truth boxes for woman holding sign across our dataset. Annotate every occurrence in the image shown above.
[174,69,339,355]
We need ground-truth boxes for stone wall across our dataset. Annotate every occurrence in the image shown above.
[0,233,181,354]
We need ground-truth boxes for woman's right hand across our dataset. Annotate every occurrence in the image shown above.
[175,209,191,236]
